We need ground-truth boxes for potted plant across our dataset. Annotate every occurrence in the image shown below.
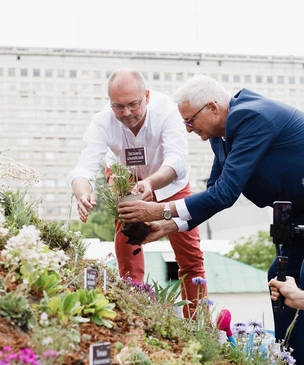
[96,162,150,245]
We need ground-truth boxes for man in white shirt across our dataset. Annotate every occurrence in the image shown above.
[67,68,206,318]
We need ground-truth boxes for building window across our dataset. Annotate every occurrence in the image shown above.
[176,73,183,81]
[7,83,16,91]
[166,261,179,281]
[93,84,102,92]
[20,83,30,92]
[222,74,229,82]
[33,83,41,91]
[81,83,90,92]
[267,76,273,83]
[141,71,148,80]
[8,68,15,76]
[244,75,251,83]
[289,76,295,84]
[93,70,101,79]
[278,76,285,84]
[44,83,53,91]
[300,77,304,85]
[70,70,77,78]
[81,70,89,77]
[33,69,40,77]
[153,72,160,80]
[256,75,263,83]
[233,75,240,83]
[33,96,41,105]
[164,72,171,81]
[106,71,112,78]
[21,69,28,77]
[69,84,77,92]
[45,69,53,77]
[20,96,29,104]
[0,68,2,76]
[94,97,102,106]
[57,70,65,78]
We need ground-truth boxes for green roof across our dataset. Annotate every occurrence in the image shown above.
[203,251,269,293]
[105,248,269,294]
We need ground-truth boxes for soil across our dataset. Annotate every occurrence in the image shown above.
[0,304,185,365]
[0,262,185,365]
[121,222,150,246]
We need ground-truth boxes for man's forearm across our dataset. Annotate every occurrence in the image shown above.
[72,177,93,200]
[145,166,177,191]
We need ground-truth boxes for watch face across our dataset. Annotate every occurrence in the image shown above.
[164,210,172,220]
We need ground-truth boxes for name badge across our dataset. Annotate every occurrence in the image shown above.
[125,147,146,166]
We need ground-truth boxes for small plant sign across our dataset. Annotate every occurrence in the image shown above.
[89,342,111,365]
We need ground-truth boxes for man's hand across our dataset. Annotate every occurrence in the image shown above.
[269,276,303,309]
[77,193,96,222]
[132,180,154,201]
[141,220,178,243]
[118,200,162,222]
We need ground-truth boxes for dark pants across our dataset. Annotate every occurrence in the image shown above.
[268,243,304,364]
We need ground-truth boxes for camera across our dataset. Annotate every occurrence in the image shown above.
[270,201,304,245]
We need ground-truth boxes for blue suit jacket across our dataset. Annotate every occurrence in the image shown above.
[185,88,304,229]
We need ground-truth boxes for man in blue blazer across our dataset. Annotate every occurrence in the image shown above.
[118,74,304,363]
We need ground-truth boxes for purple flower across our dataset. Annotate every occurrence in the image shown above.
[192,276,207,285]
[233,322,246,328]
[279,351,296,364]
[199,297,214,306]
[248,319,262,328]
[233,324,247,335]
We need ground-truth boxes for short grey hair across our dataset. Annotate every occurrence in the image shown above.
[173,74,231,108]
[107,68,147,95]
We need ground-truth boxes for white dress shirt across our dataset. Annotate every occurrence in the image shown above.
[67,90,190,202]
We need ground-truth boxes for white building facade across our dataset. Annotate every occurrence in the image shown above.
[1,46,303,240]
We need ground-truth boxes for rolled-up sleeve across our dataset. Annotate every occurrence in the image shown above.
[66,113,109,188]
[161,110,189,180]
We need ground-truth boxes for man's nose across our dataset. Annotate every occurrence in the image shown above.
[186,125,193,133]
[123,106,132,116]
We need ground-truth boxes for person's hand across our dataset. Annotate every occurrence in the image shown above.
[132,180,153,201]
[268,276,302,309]
[140,220,178,243]
[118,200,162,222]
[77,193,96,222]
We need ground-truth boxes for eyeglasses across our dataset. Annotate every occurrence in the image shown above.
[183,103,208,127]
[111,93,146,112]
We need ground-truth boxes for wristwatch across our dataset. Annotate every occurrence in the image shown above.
[162,202,172,220]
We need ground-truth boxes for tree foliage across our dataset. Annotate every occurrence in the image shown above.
[224,231,276,271]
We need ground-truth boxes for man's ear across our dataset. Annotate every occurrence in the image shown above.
[209,101,218,114]
[145,89,150,105]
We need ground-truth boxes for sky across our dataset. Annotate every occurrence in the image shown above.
[1,0,304,57]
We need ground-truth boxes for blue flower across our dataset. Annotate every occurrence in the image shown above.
[192,276,207,285]
[248,319,262,328]
[279,351,296,364]
[233,324,247,335]
[199,297,214,306]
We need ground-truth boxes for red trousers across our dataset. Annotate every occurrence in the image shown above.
[114,182,206,318]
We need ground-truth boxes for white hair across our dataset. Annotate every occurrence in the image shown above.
[173,74,231,108]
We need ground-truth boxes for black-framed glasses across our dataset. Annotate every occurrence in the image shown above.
[183,103,208,127]
[111,93,146,112]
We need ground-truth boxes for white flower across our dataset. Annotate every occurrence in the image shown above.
[0,155,40,186]
[42,336,53,345]
[0,227,8,237]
